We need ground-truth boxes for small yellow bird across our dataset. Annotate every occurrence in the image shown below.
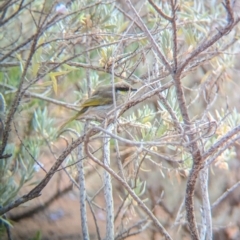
[60,82,136,129]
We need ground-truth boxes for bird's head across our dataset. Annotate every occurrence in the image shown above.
[92,82,137,97]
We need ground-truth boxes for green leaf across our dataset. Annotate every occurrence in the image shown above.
[15,53,25,72]
[48,71,69,95]
[32,63,40,78]
[118,21,129,33]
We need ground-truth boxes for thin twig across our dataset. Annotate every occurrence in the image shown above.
[203,124,240,162]
[13,121,47,174]
[148,0,172,21]
[0,80,170,216]
[126,0,172,74]
[86,197,101,240]
[84,129,172,240]
[0,28,40,156]
[170,0,178,71]
[177,0,238,74]
[211,181,240,210]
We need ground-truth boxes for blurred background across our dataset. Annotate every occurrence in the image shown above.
[0,0,240,239]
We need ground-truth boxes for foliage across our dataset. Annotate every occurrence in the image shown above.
[0,0,240,239]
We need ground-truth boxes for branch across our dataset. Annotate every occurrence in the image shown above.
[115,219,150,240]
[0,83,79,111]
[0,132,86,216]
[0,33,36,62]
[78,143,89,239]
[0,81,167,215]
[199,168,212,240]
[203,124,240,162]
[0,0,33,27]
[148,0,173,21]
[126,0,172,74]
[9,183,73,221]
[211,181,240,210]
[103,124,114,239]
[84,130,172,240]
[177,0,238,74]
[170,0,178,71]
[185,161,202,240]
[0,28,40,156]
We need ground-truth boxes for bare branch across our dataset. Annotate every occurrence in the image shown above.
[177,0,239,75]
[199,168,212,240]
[203,124,240,162]
[211,181,240,210]
[0,28,40,156]
[0,0,34,27]
[148,0,173,21]
[78,143,89,239]
[0,83,79,111]
[84,131,173,240]
[170,0,178,71]
[126,0,172,74]
[103,124,115,239]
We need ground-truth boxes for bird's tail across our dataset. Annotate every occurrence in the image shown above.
[58,107,87,133]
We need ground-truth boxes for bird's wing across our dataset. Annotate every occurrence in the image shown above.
[81,96,113,107]
[59,96,113,130]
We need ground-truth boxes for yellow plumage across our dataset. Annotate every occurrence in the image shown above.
[59,82,136,130]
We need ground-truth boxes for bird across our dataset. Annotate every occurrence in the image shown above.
[60,82,137,129]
